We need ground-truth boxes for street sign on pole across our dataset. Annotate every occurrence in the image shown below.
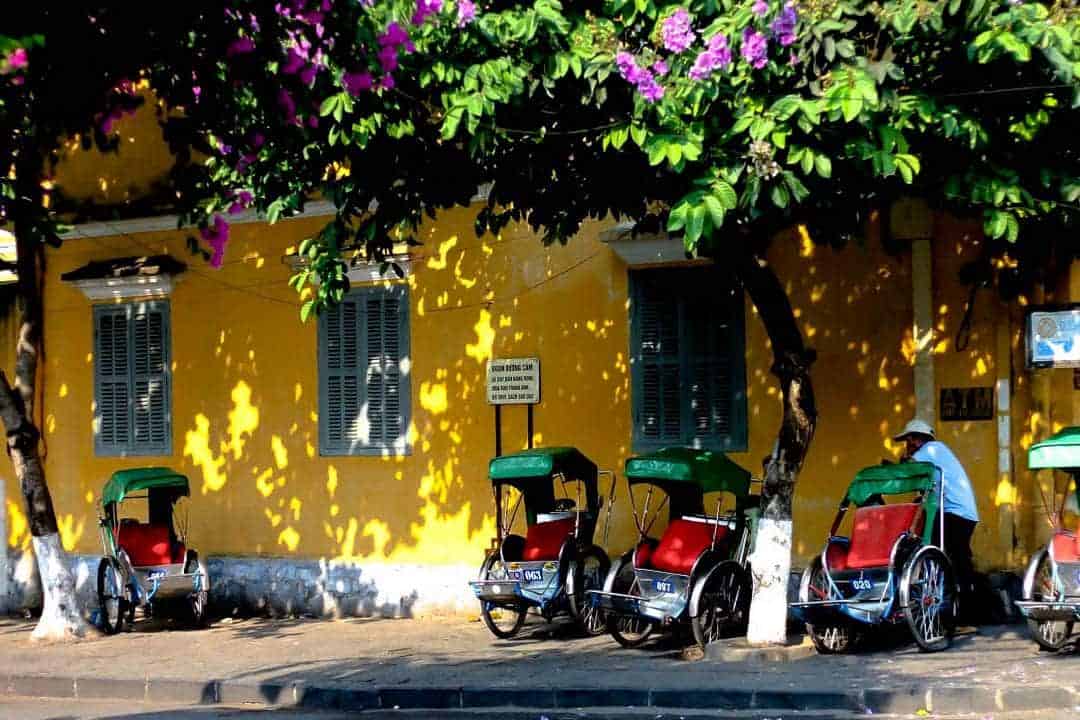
[486,357,541,405]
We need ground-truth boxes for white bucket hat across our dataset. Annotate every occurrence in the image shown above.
[893,418,935,441]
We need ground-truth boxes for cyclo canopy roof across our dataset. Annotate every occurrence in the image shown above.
[846,462,939,543]
[625,447,752,519]
[102,467,190,507]
[488,447,600,520]
[1029,427,1080,472]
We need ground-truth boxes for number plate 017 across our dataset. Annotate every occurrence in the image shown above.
[654,580,675,594]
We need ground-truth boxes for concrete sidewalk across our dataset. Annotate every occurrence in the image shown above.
[1,614,1078,715]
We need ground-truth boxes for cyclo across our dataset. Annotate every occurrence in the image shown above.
[469,447,613,639]
[97,467,210,634]
[1016,427,1080,651]
[588,447,757,649]
[791,461,956,653]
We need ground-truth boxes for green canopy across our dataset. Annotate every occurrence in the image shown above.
[1029,427,1080,471]
[488,447,597,484]
[102,467,190,506]
[625,447,751,498]
[846,462,936,505]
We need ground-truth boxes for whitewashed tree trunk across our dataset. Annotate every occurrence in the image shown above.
[746,517,793,645]
[29,533,90,641]
[731,249,817,647]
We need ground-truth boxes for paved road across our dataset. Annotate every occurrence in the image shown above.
[5,696,1080,720]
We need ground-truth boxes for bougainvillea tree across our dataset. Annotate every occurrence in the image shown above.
[2,0,1079,643]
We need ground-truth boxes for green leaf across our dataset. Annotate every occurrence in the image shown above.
[841,96,863,122]
[703,195,726,228]
[319,95,339,118]
[815,155,833,178]
[770,95,801,121]
[442,106,465,140]
[770,184,790,209]
[713,181,738,210]
[800,149,814,175]
[1005,213,1019,242]
[300,300,315,323]
[630,124,647,147]
[685,205,706,245]
[667,201,689,232]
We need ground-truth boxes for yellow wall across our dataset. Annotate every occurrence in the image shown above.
[6,103,1076,574]
[0,203,1027,575]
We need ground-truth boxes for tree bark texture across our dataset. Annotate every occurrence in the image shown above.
[0,141,89,640]
[731,250,818,646]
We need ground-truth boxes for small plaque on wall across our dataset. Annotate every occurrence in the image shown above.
[940,387,994,422]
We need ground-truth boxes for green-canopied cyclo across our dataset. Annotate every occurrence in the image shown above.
[588,447,758,649]
[96,467,209,633]
[469,447,614,639]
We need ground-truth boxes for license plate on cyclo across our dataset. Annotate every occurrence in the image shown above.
[654,580,675,593]
[522,569,543,583]
[148,569,167,580]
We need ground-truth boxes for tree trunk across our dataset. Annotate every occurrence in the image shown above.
[732,250,818,646]
[1,143,90,641]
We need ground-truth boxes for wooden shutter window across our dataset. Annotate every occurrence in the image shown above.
[630,269,747,452]
[319,286,411,456]
[94,302,171,456]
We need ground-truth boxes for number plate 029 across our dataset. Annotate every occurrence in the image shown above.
[851,578,873,591]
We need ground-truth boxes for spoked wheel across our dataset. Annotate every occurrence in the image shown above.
[1025,548,1074,651]
[690,562,752,648]
[184,551,211,628]
[801,558,860,654]
[97,557,128,635]
[568,546,610,636]
[900,546,956,653]
[605,559,655,648]
[478,553,527,639]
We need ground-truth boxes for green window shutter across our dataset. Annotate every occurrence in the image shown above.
[630,269,747,452]
[320,286,410,456]
[94,306,132,453]
[94,301,172,456]
[131,304,171,454]
[632,278,682,447]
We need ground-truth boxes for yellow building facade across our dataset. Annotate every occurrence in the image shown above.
[3,101,1078,615]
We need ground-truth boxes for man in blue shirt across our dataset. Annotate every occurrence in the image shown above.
[894,419,980,622]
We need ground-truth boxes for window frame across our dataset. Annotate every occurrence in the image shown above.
[628,266,748,453]
[92,300,172,457]
[317,283,412,457]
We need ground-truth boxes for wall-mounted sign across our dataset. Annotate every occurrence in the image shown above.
[486,357,541,405]
[1027,307,1080,369]
[940,386,994,422]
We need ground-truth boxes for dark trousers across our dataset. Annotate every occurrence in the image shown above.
[936,512,977,621]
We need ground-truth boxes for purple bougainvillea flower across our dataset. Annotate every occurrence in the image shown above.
[412,0,443,25]
[771,3,798,46]
[200,215,230,269]
[457,0,477,26]
[637,74,665,103]
[378,46,399,72]
[616,51,647,85]
[251,132,266,148]
[226,37,255,57]
[277,88,298,124]
[282,48,306,75]
[380,22,411,47]
[752,0,769,15]
[229,190,254,215]
[741,28,769,68]
[688,33,732,80]
[661,8,696,53]
[652,59,669,76]
[343,70,375,96]
[380,73,396,90]
[7,48,28,71]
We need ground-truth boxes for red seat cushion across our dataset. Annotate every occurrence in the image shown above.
[1052,532,1080,562]
[633,541,655,569]
[117,523,184,567]
[649,519,729,575]
[842,503,922,570]
[522,518,575,561]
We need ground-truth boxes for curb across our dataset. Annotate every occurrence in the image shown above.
[4,674,1079,714]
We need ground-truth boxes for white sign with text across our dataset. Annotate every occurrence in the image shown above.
[486,357,541,405]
